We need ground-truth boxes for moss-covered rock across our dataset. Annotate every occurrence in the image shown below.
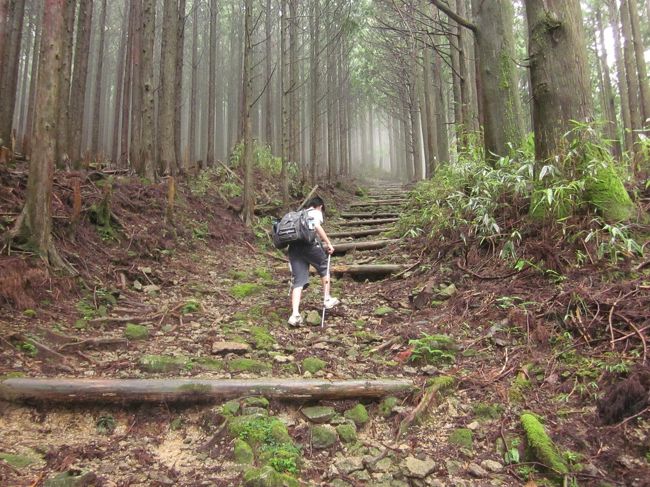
[251,326,276,350]
[448,428,473,450]
[520,413,568,474]
[243,396,270,409]
[221,399,241,416]
[585,165,635,222]
[311,424,338,449]
[124,323,149,340]
[228,358,272,373]
[379,397,399,418]
[344,404,369,426]
[234,438,255,464]
[139,354,187,373]
[302,357,326,374]
[243,466,299,487]
[231,283,263,299]
[336,423,358,443]
[44,471,97,487]
[302,406,336,423]
[305,310,321,326]
[0,452,39,468]
[193,357,223,371]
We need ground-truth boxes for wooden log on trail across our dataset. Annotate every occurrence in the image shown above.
[330,264,408,277]
[340,212,398,219]
[0,378,415,404]
[329,227,392,238]
[339,218,398,226]
[349,199,407,207]
[333,239,399,254]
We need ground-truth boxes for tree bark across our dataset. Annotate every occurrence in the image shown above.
[119,2,133,167]
[241,0,255,225]
[422,43,438,175]
[11,0,65,265]
[206,0,218,167]
[91,0,107,157]
[433,49,450,164]
[289,0,299,166]
[620,0,642,135]
[329,227,392,239]
[70,0,93,167]
[625,0,650,127]
[339,217,399,227]
[141,0,156,180]
[524,0,593,164]
[129,0,143,173]
[189,2,198,163]
[280,0,290,202]
[332,239,399,255]
[0,0,25,147]
[596,7,620,157]
[159,0,179,175]
[0,378,415,403]
[264,0,273,149]
[112,0,129,164]
[608,0,633,154]
[309,0,321,185]
[174,0,186,171]
[22,2,42,157]
[0,0,8,73]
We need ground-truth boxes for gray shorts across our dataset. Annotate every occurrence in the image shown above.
[288,242,329,289]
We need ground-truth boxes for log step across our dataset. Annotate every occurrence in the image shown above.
[0,378,415,403]
[349,199,407,207]
[333,239,399,255]
[339,218,398,226]
[331,264,409,277]
[340,212,398,219]
[329,227,392,238]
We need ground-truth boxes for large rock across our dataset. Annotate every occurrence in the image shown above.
[334,456,364,475]
[44,471,98,487]
[402,456,436,479]
[301,406,336,424]
[243,466,299,487]
[212,341,251,355]
[311,425,338,449]
[344,404,369,426]
[336,423,358,443]
[234,439,254,465]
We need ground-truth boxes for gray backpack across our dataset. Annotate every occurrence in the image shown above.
[272,209,316,249]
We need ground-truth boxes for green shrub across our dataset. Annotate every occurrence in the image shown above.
[408,334,456,365]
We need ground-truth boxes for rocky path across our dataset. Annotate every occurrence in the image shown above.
[1,182,585,486]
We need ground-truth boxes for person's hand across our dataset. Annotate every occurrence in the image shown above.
[326,243,334,255]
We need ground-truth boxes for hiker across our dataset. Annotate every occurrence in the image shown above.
[287,196,339,326]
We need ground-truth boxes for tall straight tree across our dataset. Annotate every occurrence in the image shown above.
[11,0,66,267]
[159,0,179,175]
[264,0,273,148]
[0,0,26,147]
[69,0,93,166]
[91,0,107,156]
[112,0,129,163]
[524,0,593,163]
[280,0,290,200]
[309,0,321,185]
[620,0,642,138]
[608,0,633,153]
[55,0,75,164]
[141,0,156,180]
[23,1,43,157]
[129,0,143,172]
[625,0,650,127]
[241,0,255,225]
[189,2,199,162]
[0,0,8,67]
[596,8,620,157]
[206,0,218,167]
[174,0,186,169]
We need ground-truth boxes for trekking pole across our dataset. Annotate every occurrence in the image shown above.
[321,254,331,328]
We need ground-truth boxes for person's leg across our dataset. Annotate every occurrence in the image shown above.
[321,274,331,301]
[291,286,303,316]
[288,247,309,324]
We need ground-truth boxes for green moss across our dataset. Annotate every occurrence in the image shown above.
[311,424,338,449]
[231,283,263,299]
[254,267,272,281]
[181,299,200,314]
[124,323,148,340]
[251,326,276,350]
[509,373,533,403]
[302,357,326,374]
[221,399,241,416]
[243,396,270,409]
[177,383,212,394]
[344,404,369,426]
[193,357,223,371]
[448,428,473,450]
[379,397,399,417]
[242,466,299,487]
[22,309,37,318]
[520,413,568,474]
[428,375,455,391]
[228,358,271,373]
[473,402,503,421]
[0,452,39,468]
[585,166,635,221]
[139,354,188,373]
[336,423,358,443]
[234,438,255,465]
[373,306,394,317]
[229,269,248,280]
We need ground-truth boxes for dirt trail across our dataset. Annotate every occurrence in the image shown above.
[1,182,647,486]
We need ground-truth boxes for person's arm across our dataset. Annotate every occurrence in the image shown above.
[315,224,334,254]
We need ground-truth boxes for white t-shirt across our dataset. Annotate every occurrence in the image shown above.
[307,207,323,228]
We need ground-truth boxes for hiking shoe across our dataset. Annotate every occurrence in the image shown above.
[324,297,340,309]
[288,314,303,327]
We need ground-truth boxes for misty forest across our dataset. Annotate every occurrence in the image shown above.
[1,0,650,485]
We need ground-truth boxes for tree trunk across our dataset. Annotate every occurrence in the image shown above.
[280,0,290,202]
[457,0,474,140]
[596,7,620,157]
[174,0,186,171]
[0,0,25,147]
[0,0,8,73]
[620,0,642,136]
[264,0,273,149]
[434,49,450,164]
[189,2,198,163]
[625,0,650,128]
[120,2,133,168]
[524,0,593,164]
[289,0,299,166]
[141,0,156,181]
[332,239,399,255]
[70,0,93,167]
[422,44,438,176]
[0,378,415,403]
[112,0,129,164]
[22,2,42,157]
[12,0,65,265]
[91,0,107,157]
[16,9,34,150]
[309,0,320,185]
[241,0,254,225]
[473,0,524,159]
[129,0,143,173]
[339,217,398,227]
[326,14,336,182]
[206,0,218,167]
[608,0,633,154]
[159,0,178,175]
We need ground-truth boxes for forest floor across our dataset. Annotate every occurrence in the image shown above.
[0,164,649,487]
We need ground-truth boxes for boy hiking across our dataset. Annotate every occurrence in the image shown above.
[287,196,339,326]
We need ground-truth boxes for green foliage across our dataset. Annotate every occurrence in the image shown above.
[230,283,263,299]
[191,221,209,240]
[22,309,36,318]
[96,415,116,435]
[0,452,38,468]
[228,358,271,373]
[302,357,326,374]
[408,334,456,366]
[250,326,276,350]
[124,323,148,340]
[221,181,242,198]
[229,141,297,179]
[448,428,473,450]
[17,342,37,357]
[181,299,201,314]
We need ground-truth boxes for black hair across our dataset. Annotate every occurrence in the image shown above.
[306,196,326,214]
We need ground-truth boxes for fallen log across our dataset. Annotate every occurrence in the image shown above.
[333,239,399,254]
[329,227,392,238]
[340,212,398,219]
[349,199,406,207]
[339,218,398,226]
[0,378,415,404]
[330,264,409,277]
